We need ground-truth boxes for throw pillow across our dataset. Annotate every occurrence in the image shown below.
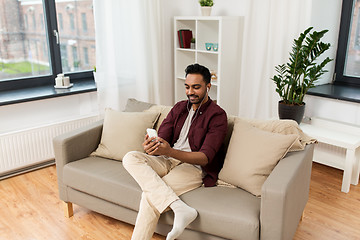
[145,105,172,131]
[123,98,155,112]
[91,109,160,161]
[242,118,316,152]
[218,118,298,197]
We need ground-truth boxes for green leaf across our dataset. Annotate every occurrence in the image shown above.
[271,27,333,104]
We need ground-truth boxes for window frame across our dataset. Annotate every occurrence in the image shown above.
[0,0,94,92]
[335,0,360,86]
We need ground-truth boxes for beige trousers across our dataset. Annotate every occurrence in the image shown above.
[122,151,203,240]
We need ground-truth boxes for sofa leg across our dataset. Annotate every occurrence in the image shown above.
[63,202,74,218]
[300,210,305,221]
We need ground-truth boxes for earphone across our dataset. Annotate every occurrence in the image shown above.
[207,87,210,93]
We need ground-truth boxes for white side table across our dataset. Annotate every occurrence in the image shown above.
[300,118,360,193]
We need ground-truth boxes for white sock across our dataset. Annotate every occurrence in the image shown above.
[166,199,198,240]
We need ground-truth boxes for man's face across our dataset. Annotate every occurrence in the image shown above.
[185,73,210,106]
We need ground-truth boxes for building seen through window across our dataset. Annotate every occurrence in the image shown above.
[0,0,96,82]
[55,0,95,72]
[344,0,360,77]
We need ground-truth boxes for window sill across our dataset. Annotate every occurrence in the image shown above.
[307,83,360,104]
[0,79,97,106]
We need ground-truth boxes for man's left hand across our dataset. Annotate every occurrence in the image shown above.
[150,137,171,156]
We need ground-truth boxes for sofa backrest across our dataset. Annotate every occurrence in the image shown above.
[123,98,314,155]
[123,98,238,153]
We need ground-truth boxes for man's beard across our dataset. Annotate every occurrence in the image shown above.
[187,93,206,105]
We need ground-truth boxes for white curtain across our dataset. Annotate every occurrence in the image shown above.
[238,0,312,119]
[93,0,164,112]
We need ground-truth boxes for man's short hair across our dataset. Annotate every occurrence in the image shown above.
[185,64,211,85]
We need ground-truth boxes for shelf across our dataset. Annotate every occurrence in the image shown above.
[176,48,218,55]
[196,49,219,54]
[176,48,196,52]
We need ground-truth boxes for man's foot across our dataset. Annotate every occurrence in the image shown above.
[166,200,198,240]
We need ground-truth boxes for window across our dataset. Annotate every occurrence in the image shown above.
[335,0,360,86]
[56,1,95,73]
[58,13,63,30]
[0,2,50,82]
[83,47,89,66]
[24,14,28,30]
[69,13,75,31]
[32,13,36,30]
[82,13,87,32]
[0,0,96,92]
[40,13,44,30]
[60,44,69,72]
[72,46,79,70]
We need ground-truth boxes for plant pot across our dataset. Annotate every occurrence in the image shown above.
[201,7,212,16]
[278,101,305,124]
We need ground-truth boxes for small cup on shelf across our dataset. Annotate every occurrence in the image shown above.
[205,43,213,51]
[63,76,70,86]
[212,43,218,51]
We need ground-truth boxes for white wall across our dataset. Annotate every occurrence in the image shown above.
[304,95,360,125]
[0,92,99,135]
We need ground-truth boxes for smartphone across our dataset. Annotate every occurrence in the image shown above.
[146,128,158,139]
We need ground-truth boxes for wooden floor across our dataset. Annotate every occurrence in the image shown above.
[0,163,359,240]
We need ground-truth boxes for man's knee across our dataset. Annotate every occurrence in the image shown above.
[122,151,144,168]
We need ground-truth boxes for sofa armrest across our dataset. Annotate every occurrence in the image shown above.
[53,120,103,201]
[260,144,314,240]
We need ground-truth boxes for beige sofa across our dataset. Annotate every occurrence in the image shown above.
[53,99,314,240]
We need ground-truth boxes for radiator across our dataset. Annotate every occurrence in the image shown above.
[0,115,101,179]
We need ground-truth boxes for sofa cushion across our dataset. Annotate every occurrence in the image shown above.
[161,186,261,240]
[63,157,142,211]
[124,98,155,112]
[219,118,298,197]
[91,109,159,161]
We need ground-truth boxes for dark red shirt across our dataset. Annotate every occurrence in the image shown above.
[158,98,228,187]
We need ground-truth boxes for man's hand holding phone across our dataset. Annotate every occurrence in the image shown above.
[144,128,160,155]
[144,128,171,156]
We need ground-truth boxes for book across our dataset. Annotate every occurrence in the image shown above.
[182,30,192,48]
[178,30,184,48]
[177,30,182,48]
[178,29,192,48]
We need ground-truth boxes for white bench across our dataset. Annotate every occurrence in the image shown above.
[300,117,360,193]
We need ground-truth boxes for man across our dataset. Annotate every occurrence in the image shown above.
[122,63,227,240]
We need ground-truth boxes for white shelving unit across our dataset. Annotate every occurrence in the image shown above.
[174,16,243,115]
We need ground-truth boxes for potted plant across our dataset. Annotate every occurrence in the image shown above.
[191,37,196,49]
[199,0,213,16]
[271,27,333,124]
